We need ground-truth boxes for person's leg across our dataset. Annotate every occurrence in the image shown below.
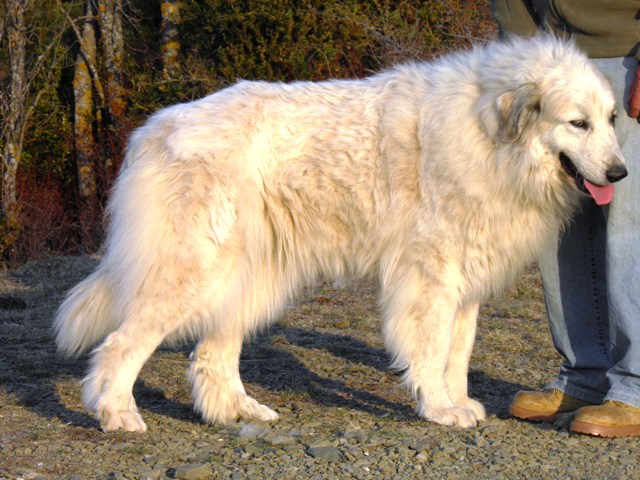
[596,56,640,409]
[538,200,610,405]
[536,56,640,409]
[509,208,606,422]
[565,57,640,437]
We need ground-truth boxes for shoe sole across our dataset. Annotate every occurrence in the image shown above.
[570,420,640,438]
[508,404,558,423]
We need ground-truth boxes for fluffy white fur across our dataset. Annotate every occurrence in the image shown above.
[54,35,626,432]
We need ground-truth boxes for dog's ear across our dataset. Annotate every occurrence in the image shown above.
[496,83,541,143]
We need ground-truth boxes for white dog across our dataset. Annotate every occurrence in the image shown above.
[54,35,627,432]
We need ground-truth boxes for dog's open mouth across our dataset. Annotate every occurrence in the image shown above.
[560,152,614,205]
[560,152,585,191]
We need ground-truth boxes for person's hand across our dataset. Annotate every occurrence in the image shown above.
[629,63,640,119]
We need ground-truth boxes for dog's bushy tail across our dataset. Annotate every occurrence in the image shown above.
[53,268,118,356]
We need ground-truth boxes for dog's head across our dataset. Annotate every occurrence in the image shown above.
[478,39,627,206]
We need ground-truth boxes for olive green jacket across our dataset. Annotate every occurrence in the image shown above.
[490,0,640,60]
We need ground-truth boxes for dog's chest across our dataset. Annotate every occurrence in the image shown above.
[454,204,554,297]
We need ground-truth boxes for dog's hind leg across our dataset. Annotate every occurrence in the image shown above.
[445,302,486,421]
[82,298,180,432]
[189,330,279,425]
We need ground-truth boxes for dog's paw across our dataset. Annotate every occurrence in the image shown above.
[82,376,147,432]
[421,406,479,428]
[237,395,280,423]
[97,407,147,432]
[196,389,279,425]
[453,397,487,421]
[456,398,486,422]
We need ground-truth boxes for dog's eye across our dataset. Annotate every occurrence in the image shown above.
[570,120,589,130]
[610,113,617,126]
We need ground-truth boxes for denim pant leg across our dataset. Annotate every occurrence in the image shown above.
[600,58,640,408]
[539,201,610,405]
[540,57,640,408]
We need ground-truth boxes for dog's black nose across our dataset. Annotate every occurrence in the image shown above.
[607,164,628,183]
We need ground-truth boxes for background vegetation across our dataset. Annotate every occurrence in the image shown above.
[0,0,496,266]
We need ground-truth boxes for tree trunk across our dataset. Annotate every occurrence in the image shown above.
[2,141,21,222]
[161,0,181,80]
[2,0,30,218]
[73,0,98,201]
[73,0,101,250]
[97,0,126,122]
[1,0,71,257]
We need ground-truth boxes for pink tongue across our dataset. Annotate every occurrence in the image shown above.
[584,180,614,206]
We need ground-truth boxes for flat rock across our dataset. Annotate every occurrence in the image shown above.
[237,422,269,441]
[306,445,345,461]
[174,463,212,480]
[408,436,439,452]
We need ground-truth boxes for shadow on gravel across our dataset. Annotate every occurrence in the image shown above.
[239,327,527,421]
[242,329,410,418]
[1,311,528,430]
[467,370,524,418]
[0,255,527,431]
[1,324,526,430]
[0,258,100,430]
[134,380,201,424]
[0,341,98,429]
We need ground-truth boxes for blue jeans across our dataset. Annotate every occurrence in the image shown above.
[540,56,640,408]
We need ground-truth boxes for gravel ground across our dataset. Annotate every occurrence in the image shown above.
[0,256,638,479]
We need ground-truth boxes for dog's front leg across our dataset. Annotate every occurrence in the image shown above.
[445,302,486,421]
[380,266,480,428]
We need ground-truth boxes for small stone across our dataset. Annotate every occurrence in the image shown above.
[138,468,165,480]
[345,446,364,460]
[340,425,367,443]
[174,463,211,480]
[409,437,438,452]
[109,443,132,451]
[237,422,268,441]
[565,438,580,447]
[17,473,39,480]
[264,432,295,446]
[474,435,489,448]
[306,445,345,461]
[142,453,171,467]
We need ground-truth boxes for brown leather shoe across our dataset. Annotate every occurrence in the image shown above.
[509,389,595,422]
[570,401,640,437]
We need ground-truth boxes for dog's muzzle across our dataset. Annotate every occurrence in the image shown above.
[560,153,627,206]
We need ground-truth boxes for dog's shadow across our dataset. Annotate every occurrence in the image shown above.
[0,255,528,431]
[241,327,526,419]
[2,326,527,432]
[134,326,527,425]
